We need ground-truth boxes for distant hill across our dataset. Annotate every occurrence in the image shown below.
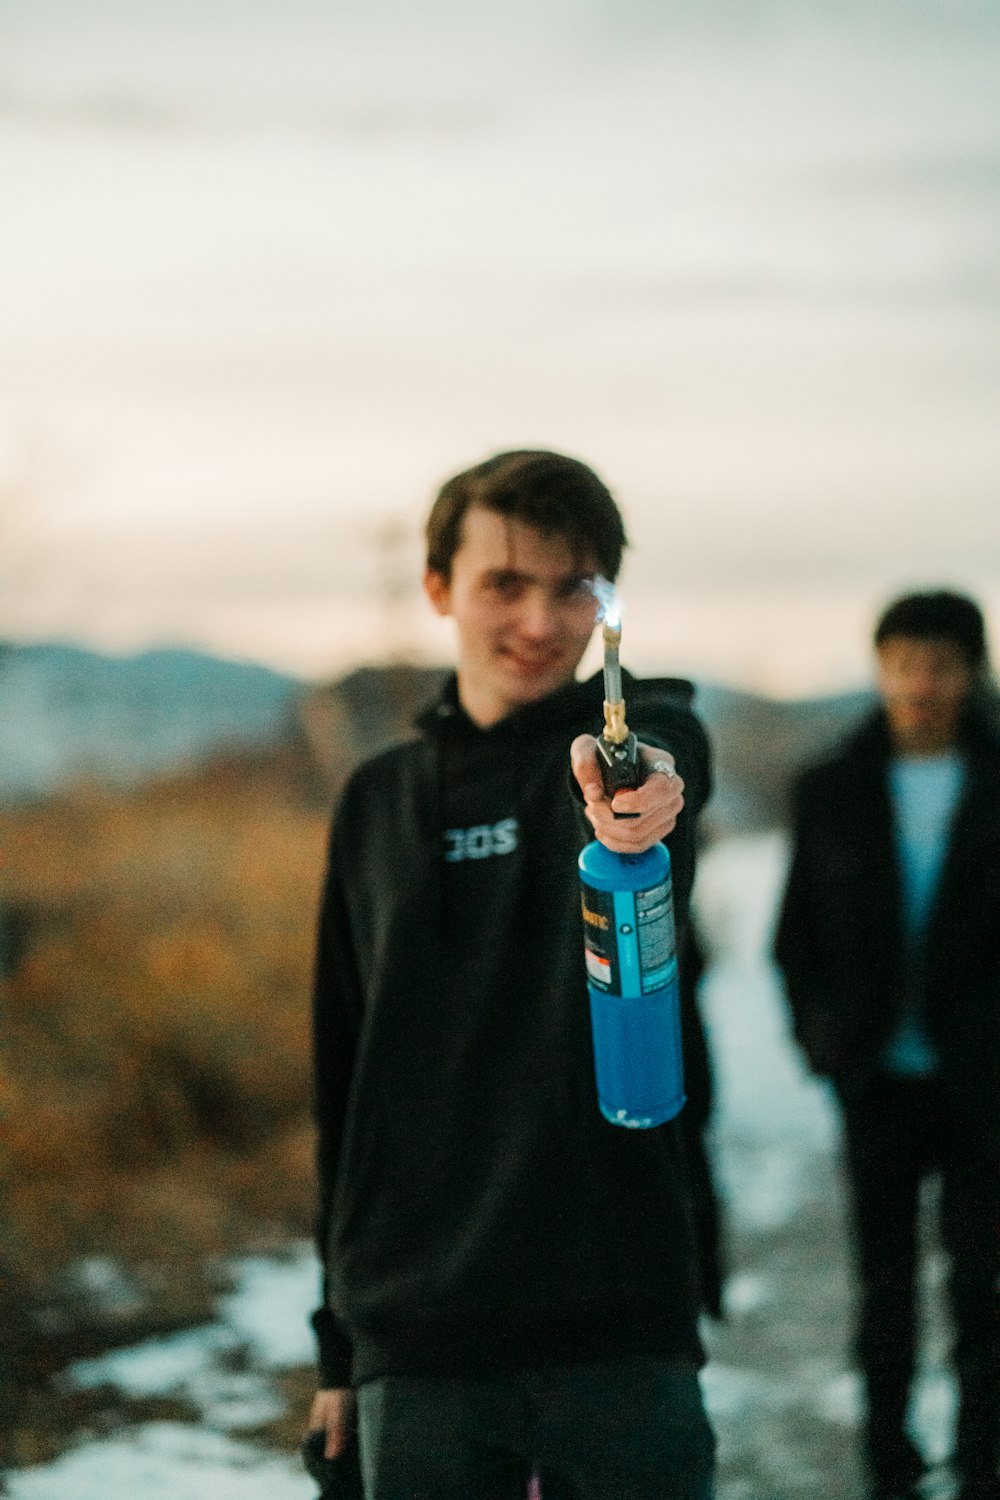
[0,640,876,829]
[693,680,873,835]
[0,641,301,802]
[298,663,448,794]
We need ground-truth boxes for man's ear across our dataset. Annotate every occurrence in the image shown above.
[423,568,452,617]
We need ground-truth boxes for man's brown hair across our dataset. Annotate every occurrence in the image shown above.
[425,450,628,582]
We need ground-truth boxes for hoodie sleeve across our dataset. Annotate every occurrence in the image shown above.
[311,803,365,1388]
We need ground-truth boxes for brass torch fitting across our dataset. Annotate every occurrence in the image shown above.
[601,618,629,743]
[603,699,629,744]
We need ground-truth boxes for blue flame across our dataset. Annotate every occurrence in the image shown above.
[590,575,622,629]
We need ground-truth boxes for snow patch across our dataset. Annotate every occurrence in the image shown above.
[67,1324,240,1398]
[722,1272,775,1316]
[4,1424,314,1500]
[702,1362,790,1417]
[217,1249,320,1368]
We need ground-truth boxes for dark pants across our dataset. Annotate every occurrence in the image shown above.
[355,1354,715,1500]
[839,1076,1000,1487]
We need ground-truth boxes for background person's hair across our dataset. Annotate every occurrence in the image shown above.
[425,450,628,582]
[874,589,989,675]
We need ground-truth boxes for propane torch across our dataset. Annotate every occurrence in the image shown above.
[578,582,685,1128]
[594,606,640,813]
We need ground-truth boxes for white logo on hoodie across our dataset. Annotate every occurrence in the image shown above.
[443,818,519,863]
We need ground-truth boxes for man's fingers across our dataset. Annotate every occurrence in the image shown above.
[325,1414,348,1460]
[307,1388,356,1460]
[638,744,677,779]
[645,755,677,781]
[570,733,604,802]
[589,811,682,852]
[608,775,684,820]
[585,742,685,850]
[574,738,684,839]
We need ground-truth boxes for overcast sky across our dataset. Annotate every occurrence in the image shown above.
[1,0,998,692]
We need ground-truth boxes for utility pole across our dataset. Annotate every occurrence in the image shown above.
[373,515,419,664]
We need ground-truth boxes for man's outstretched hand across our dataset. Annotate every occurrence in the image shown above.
[570,735,684,853]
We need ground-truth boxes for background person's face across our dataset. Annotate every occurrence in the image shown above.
[424,506,599,727]
[875,635,974,755]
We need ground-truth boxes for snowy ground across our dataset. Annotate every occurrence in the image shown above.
[694,834,957,1500]
[4,1248,322,1500]
[3,835,960,1499]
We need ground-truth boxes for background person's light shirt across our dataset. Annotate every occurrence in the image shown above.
[882,752,965,1076]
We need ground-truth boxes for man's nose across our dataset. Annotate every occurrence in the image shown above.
[904,667,937,697]
[518,590,559,638]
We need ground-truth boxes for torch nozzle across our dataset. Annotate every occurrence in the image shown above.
[601,619,628,742]
[594,596,639,803]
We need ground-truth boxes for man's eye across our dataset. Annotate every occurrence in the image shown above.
[487,575,523,599]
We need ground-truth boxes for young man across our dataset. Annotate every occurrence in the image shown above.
[307,450,716,1500]
[775,591,1000,1500]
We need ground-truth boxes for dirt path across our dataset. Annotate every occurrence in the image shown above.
[696,834,957,1500]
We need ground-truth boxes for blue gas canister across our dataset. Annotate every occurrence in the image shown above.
[579,839,685,1128]
[578,595,686,1129]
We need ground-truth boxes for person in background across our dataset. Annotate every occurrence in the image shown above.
[775,590,999,1500]
[306,450,716,1499]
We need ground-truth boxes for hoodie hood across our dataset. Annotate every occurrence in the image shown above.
[415,667,697,743]
[412,667,709,949]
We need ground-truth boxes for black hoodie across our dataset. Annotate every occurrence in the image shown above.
[311,669,712,1388]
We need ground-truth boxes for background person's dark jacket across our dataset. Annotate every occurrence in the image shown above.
[311,670,712,1389]
[774,704,1000,1151]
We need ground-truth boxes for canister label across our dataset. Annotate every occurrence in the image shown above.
[581,879,676,998]
[581,886,619,993]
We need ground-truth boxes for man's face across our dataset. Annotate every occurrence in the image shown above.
[424,506,600,727]
[875,634,974,754]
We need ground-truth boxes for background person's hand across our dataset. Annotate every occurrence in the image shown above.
[570,735,684,853]
[308,1386,356,1460]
